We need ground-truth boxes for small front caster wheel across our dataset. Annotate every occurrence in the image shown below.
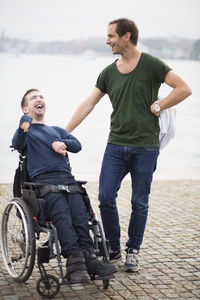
[36,274,60,298]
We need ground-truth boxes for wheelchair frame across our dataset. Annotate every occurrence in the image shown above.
[1,154,113,298]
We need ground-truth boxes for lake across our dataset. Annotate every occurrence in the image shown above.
[0,52,199,183]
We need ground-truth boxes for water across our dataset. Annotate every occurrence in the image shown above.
[0,53,199,183]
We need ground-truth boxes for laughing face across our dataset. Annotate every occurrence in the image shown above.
[22,90,46,121]
[106,23,126,55]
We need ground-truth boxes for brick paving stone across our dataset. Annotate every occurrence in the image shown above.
[192,289,200,297]
[118,289,137,299]
[60,297,80,300]
[153,284,169,290]
[143,288,161,294]
[0,279,8,286]
[2,297,19,300]
[131,290,147,296]
[183,283,197,290]
[20,295,33,300]
[128,285,143,293]
[150,294,165,299]
[161,289,180,297]
[93,298,109,300]
[77,294,96,300]
[109,282,127,290]
[71,284,88,291]
[89,291,106,299]
[107,297,122,300]
[135,296,152,300]
[0,287,16,295]
[1,180,200,299]
[180,291,199,298]
[60,292,77,297]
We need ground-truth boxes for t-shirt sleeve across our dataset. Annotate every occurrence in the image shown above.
[153,56,172,83]
[95,69,107,93]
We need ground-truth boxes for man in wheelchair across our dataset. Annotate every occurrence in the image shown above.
[11,88,118,284]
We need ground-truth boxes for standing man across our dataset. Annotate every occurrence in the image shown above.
[66,18,192,272]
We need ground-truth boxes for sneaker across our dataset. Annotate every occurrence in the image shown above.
[109,250,122,262]
[124,249,139,272]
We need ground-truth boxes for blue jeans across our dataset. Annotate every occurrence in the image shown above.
[33,171,93,257]
[99,143,159,252]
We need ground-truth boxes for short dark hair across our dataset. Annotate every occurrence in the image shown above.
[109,18,139,45]
[21,89,39,108]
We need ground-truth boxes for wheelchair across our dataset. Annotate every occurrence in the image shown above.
[1,153,114,298]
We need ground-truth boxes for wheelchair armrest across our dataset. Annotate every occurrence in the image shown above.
[77,180,87,186]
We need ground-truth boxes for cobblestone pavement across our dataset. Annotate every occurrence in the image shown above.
[0,180,200,300]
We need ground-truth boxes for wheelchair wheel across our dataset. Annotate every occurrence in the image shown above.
[1,197,36,282]
[36,274,60,298]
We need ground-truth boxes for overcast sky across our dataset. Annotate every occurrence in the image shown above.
[0,0,199,42]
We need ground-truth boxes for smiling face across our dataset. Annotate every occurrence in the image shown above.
[22,90,46,122]
[106,23,127,55]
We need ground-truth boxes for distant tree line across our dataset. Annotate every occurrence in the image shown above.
[192,39,200,60]
[0,34,199,60]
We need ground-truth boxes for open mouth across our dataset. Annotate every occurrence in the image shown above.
[36,104,43,109]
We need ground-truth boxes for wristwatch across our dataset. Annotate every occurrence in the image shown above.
[154,102,160,113]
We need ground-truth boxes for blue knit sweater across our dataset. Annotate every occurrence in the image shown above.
[12,115,82,180]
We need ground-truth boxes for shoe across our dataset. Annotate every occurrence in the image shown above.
[109,250,122,262]
[124,248,139,272]
[85,248,118,277]
[66,250,90,284]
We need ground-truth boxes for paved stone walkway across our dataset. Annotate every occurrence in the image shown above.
[0,180,200,299]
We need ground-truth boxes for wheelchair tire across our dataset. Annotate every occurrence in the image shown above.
[1,197,36,282]
[36,274,60,298]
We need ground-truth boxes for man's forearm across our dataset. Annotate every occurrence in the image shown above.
[158,84,192,111]
[66,101,94,132]
[151,71,192,115]
[66,88,104,132]
[161,70,192,110]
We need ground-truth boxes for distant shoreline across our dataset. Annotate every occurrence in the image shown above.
[0,35,199,60]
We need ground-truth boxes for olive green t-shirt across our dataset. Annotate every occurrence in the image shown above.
[96,52,171,147]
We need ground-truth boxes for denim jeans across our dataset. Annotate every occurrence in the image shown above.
[33,171,93,257]
[99,143,159,252]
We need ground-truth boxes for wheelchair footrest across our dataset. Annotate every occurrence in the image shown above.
[91,274,115,281]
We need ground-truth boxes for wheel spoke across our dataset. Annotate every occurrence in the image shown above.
[1,199,36,282]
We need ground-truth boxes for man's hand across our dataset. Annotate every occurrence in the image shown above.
[150,102,160,117]
[52,141,67,156]
[20,121,31,132]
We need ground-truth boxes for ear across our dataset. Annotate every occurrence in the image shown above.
[22,106,29,115]
[124,32,131,42]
